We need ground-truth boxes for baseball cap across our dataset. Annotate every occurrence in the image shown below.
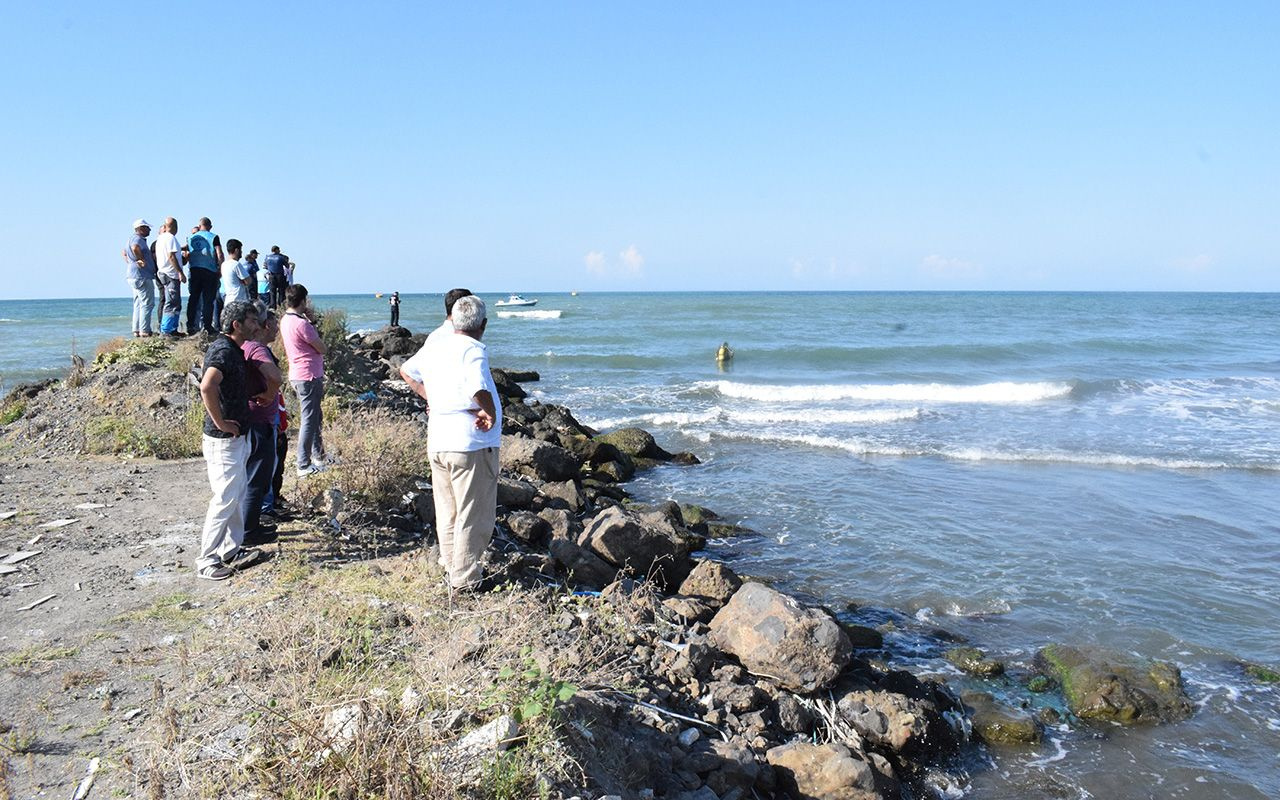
[133,218,151,229]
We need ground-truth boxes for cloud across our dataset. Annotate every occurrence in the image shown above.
[1173,253,1214,273]
[920,254,983,280]
[584,250,606,275]
[619,244,645,275]
[583,245,645,278]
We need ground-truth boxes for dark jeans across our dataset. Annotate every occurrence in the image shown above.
[158,273,182,334]
[186,268,219,335]
[268,272,287,309]
[390,306,399,326]
[244,422,277,533]
[272,430,287,504]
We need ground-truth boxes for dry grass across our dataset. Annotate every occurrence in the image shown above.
[135,555,634,799]
[94,336,130,361]
[300,408,430,510]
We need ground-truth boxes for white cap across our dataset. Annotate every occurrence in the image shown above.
[133,218,151,229]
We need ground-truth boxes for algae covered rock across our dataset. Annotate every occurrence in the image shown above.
[709,582,852,693]
[595,427,672,460]
[1242,662,1280,684]
[1034,644,1192,724]
[943,646,1004,678]
[960,691,1042,746]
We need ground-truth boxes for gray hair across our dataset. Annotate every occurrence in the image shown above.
[451,295,487,333]
[220,301,257,334]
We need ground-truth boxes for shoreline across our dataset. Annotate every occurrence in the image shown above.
[1,323,1275,798]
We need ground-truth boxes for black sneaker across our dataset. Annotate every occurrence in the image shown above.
[222,547,263,571]
[243,527,278,547]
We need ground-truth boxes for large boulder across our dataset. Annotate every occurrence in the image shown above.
[960,691,1042,746]
[1035,644,1192,724]
[578,505,695,590]
[500,434,581,482]
[490,370,527,400]
[497,476,538,509]
[766,741,891,800]
[548,537,617,589]
[836,690,957,758]
[595,427,672,461]
[679,559,743,606]
[709,583,852,693]
[539,479,585,513]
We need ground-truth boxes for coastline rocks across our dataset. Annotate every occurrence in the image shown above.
[960,691,1041,746]
[548,537,617,589]
[836,690,950,758]
[709,583,852,693]
[500,434,581,482]
[679,559,743,606]
[497,476,538,509]
[766,741,894,800]
[1034,644,1193,724]
[943,646,1004,678]
[595,427,673,461]
[579,505,696,590]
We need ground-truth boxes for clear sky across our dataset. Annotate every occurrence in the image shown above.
[0,2,1276,299]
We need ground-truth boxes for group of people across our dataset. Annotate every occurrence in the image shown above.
[195,284,330,580]
[124,217,296,338]
[195,283,502,593]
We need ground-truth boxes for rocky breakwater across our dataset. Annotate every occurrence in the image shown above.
[330,326,1199,798]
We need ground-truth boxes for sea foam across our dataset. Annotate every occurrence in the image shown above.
[497,310,563,319]
[705,380,1073,404]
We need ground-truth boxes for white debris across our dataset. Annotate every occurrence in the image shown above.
[39,518,79,529]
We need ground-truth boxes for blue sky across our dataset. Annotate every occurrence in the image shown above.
[0,2,1276,298]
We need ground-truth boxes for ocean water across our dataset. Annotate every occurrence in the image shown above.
[4,291,1280,797]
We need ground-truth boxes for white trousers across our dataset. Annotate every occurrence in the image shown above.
[199,433,249,570]
[430,448,499,588]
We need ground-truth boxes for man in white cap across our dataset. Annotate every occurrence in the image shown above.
[125,219,158,336]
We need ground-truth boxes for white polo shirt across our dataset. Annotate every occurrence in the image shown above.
[404,330,501,454]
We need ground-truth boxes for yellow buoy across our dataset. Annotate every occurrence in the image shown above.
[716,342,733,363]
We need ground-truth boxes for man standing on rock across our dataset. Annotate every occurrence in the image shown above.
[155,218,186,336]
[399,295,501,591]
[125,219,157,337]
[263,246,288,309]
[196,301,264,581]
[186,217,224,335]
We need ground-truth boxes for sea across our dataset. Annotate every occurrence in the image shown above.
[3,291,1279,798]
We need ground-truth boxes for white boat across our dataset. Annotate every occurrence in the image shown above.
[494,294,537,307]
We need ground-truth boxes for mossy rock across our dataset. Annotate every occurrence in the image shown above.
[1035,644,1192,724]
[595,427,670,460]
[1027,675,1052,693]
[944,646,1005,678]
[1242,662,1280,684]
[961,691,1042,746]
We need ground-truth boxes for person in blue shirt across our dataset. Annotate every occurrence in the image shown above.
[263,245,288,309]
[186,217,224,335]
[125,219,158,336]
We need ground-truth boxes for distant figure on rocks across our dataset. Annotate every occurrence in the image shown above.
[196,301,264,581]
[221,239,252,305]
[284,260,296,286]
[241,304,283,546]
[244,249,261,300]
[389,291,400,327]
[155,218,186,336]
[186,217,224,335]
[264,246,288,309]
[124,219,157,337]
[280,284,328,476]
[399,295,501,592]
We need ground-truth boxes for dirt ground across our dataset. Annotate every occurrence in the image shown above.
[0,453,311,797]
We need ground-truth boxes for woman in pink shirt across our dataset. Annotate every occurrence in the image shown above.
[279,284,328,475]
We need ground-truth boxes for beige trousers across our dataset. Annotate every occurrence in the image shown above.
[429,447,499,588]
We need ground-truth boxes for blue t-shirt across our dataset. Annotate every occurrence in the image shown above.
[188,230,219,272]
[126,234,157,281]
[263,252,287,275]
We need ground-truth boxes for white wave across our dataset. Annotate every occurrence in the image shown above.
[711,431,1280,471]
[0,318,19,323]
[497,310,562,319]
[585,406,920,430]
[705,379,1072,404]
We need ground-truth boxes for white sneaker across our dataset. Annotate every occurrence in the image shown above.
[296,464,323,477]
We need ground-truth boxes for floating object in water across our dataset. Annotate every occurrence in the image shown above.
[570,291,579,296]
[497,309,562,319]
[716,342,734,363]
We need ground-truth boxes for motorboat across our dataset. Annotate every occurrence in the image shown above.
[494,294,537,307]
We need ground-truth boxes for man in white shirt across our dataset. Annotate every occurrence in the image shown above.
[220,239,252,306]
[155,218,186,336]
[399,295,501,591]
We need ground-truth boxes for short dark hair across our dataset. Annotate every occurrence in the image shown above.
[444,288,472,316]
[220,301,256,334]
[286,284,309,308]
[226,238,243,254]
[271,245,280,253]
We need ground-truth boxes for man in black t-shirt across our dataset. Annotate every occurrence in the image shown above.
[195,301,264,580]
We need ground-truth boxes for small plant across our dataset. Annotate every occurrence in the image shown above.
[0,401,22,426]
[4,645,77,669]
[0,724,37,756]
[483,648,578,726]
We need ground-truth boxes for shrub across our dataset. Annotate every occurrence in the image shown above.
[303,408,428,509]
[0,400,23,426]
